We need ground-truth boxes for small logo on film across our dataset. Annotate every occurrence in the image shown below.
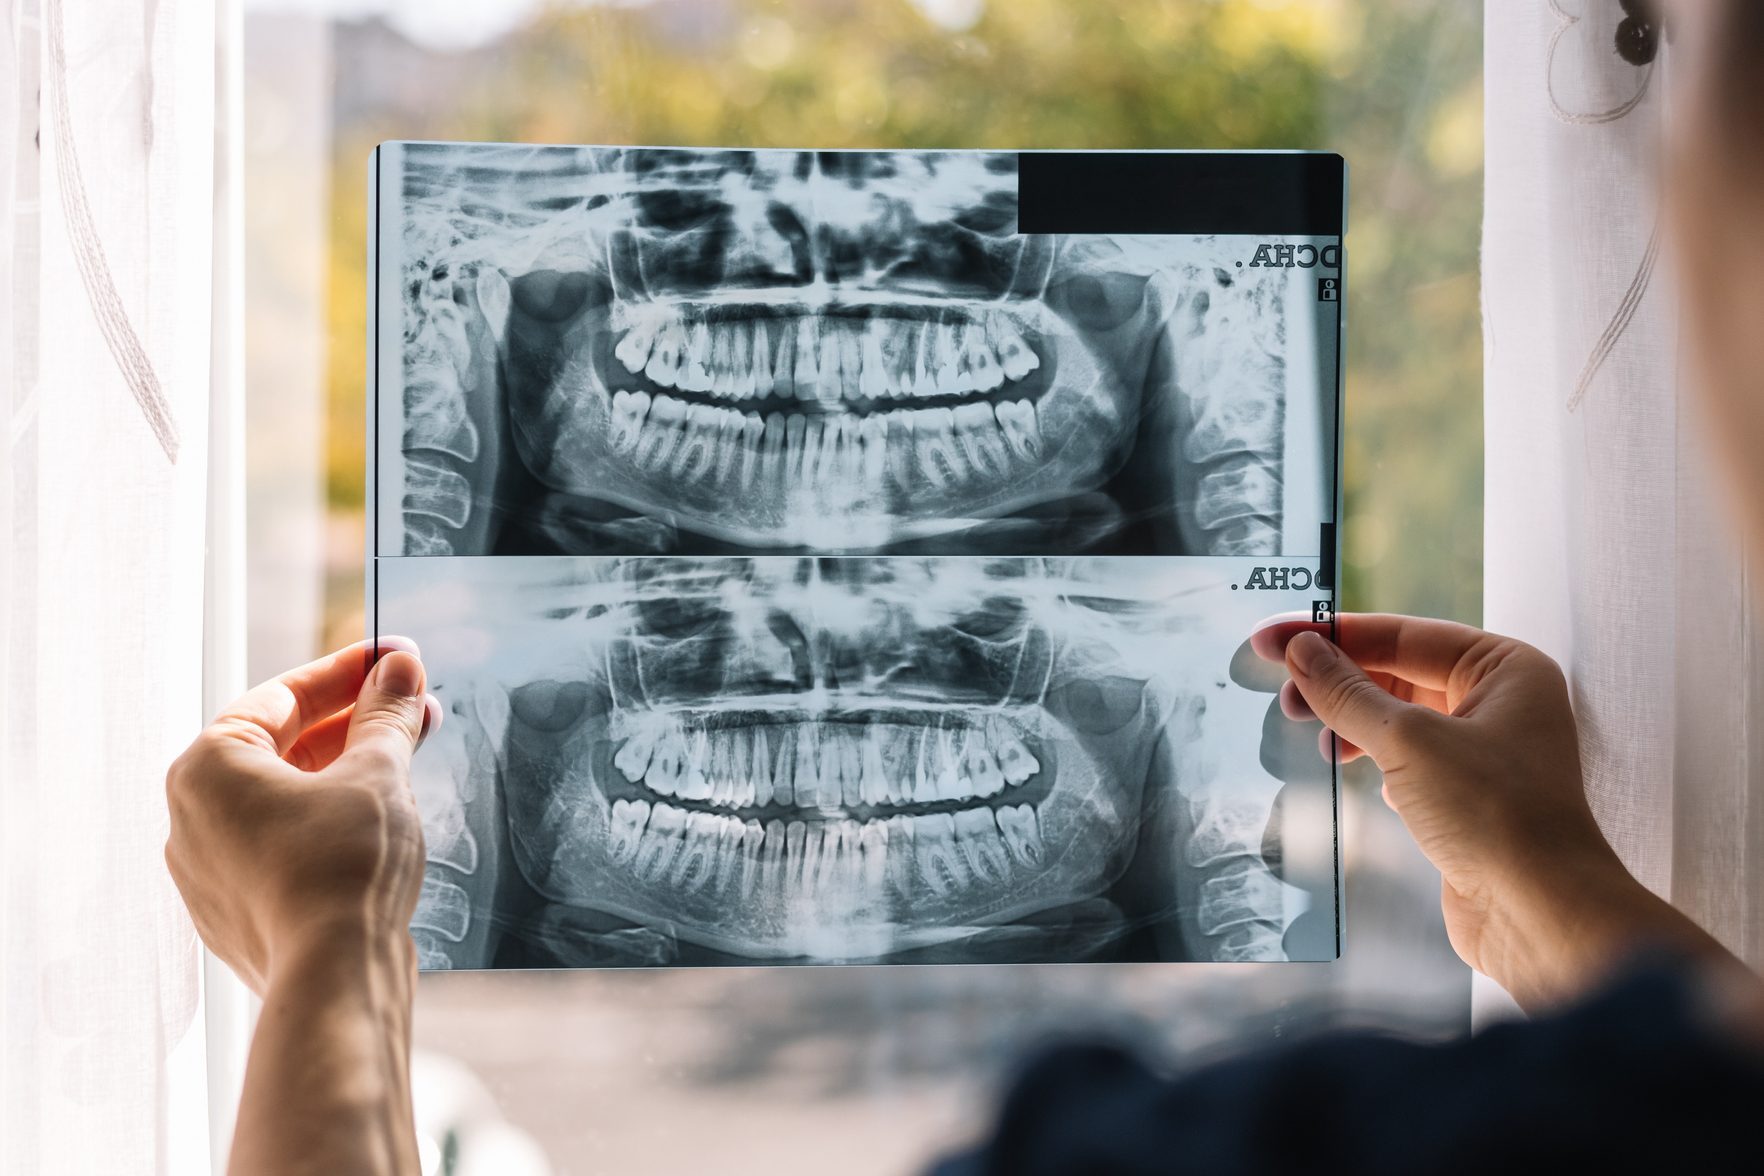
[1312,600,1335,624]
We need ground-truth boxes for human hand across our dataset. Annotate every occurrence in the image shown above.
[1252,614,1646,1003]
[164,640,443,995]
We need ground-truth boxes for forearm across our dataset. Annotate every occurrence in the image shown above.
[1484,847,1755,1016]
[229,928,419,1176]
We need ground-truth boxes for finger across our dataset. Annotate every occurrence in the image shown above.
[337,651,429,775]
[1285,631,1428,764]
[1278,679,1315,721]
[212,636,421,755]
[1253,613,1506,697]
[1319,727,1368,764]
[286,707,355,772]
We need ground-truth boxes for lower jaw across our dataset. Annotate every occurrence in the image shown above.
[503,733,1135,962]
[509,375,1129,552]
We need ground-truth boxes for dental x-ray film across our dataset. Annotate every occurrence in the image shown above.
[369,144,1344,969]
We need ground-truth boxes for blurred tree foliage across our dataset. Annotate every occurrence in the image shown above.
[322,0,1481,622]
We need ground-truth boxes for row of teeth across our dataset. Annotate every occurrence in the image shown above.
[607,800,1046,899]
[605,389,1044,490]
[613,723,1040,809]
[612,312,1040,402]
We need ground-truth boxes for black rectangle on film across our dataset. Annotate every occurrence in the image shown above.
[1017,151,1345,237]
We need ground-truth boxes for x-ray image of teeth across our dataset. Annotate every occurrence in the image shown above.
[383,556,1340,969]
[372,144,1340,558]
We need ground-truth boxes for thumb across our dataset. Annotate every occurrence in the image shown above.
[1285,630,1421,764]
[340,650,429,773]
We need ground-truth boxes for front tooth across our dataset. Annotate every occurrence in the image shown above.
[759,818,786,896]
[818,327,843,402]
[858,820,889,892]
[758,412,788,492]
[859,414,889,493]
[997,736,1039,786]
[738,818,766,897]
[995,399,1042,462]
[749,320,774,397]
[615,320,658,374]
[988,317,1038,381]
[644,320,685,387]
[608,798,650,865]
[614,728,657,783]
[799,415,825,485]
[634,803,687,883]
[954,808,1009,883]
[708,732,739,806]
[793,318,820,397]
[794,727,822,807]
[738,412,767,489]
[681,321,713,393]
[860,729,889,805]
[837,325,863,400]
[838,733,863,807]
[750,726,774,808]
[859,323,889,400]
[609,390,651,456]
[771,726,797,805]
[771,317,797,399]
[785,414,809,483]
[913,813,967,896]
[644,731,687,797]
[785,821,811,890]
[953,401,1007,477]
[671,811,720,891]
[996,804,1044,868]
[910,727,939,804]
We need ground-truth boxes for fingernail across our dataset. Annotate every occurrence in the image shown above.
[1287,630,1336,677]
[375,635,421,661]
[417,694,443,748]
[375,650,424,697]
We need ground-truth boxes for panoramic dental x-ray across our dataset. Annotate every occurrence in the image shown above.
[369,144,1345,969]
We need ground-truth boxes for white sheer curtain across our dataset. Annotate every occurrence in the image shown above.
[1483,0,1764,1021]
[2,0,243,1170]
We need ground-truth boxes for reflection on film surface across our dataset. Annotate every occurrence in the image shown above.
[391,145,1292,557]
[395,557,1334,969]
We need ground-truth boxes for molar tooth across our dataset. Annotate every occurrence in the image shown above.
[933,727,966,802]
[615,319,658,374]
[988,318,1038,381]
[681,320,713,393]
[996,804,1044,868]
[644,320,685,388]
[913,408,966,490]
[644,731,687,797]
[961,322,1004,391]
[670,404,718,480]
[954,808,1010,883]
[858,414,889,494]
[671,811,720,891]
[608,798,650,865]
[634,803,687,883]
[712,816,746,892]
[913,813,968,896]
[609,390,651,456]
[712,407,745,484]
[931,321,963,394]
[995,399,1043,462]
[997,736,1039,786]
[614,728,657,783]
[738,411,767,489]
[758,412,789,492]
[953,401,1008,477]
[635,394,685,470]
[963,741,1005,797]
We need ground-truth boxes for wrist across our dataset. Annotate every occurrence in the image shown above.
[266,912,415,1003]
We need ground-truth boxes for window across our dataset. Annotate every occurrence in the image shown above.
[244,1,1481,1168]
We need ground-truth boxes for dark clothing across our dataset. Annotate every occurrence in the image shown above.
[931,967,1764,1174]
